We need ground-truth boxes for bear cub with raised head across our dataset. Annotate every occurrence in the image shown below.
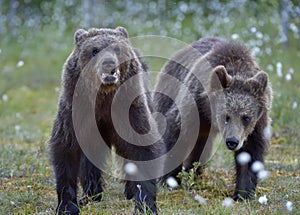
[49,27,162,215]
[154,37,272,200]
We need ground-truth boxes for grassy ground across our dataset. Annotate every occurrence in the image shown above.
[1,12,300,215]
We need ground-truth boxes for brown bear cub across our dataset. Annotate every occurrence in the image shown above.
[154,37,272,200]
[49,27,163,214]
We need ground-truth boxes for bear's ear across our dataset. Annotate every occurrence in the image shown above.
[74,29,87,45]
[116,26,128,38]
[210,65,232,91]
[254,71,268,91]
[248,71,268,94]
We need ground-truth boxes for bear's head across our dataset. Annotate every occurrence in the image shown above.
[73,26,138,93]
[210,65,269,151]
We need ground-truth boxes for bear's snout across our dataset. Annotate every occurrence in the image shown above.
[98,57,120,86]
[102,57,116,72]
[226,137,239,150]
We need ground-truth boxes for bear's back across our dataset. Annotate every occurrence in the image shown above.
[205,39,258,79]
[191,37,225,56]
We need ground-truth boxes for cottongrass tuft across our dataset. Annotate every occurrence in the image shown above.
[15,125,21,132]
[285,73,292,81]
[231,34,239,40]
[222,197,234,208]
[286,201,293,211]
[276,62,283,77]
[16,113,22,119]
[250,27,257,33]
[266,64,273,71]
[257,170,269,180]
[251,161,264,173]
[17,60,24,68]
[258,195,267,205]
[166,176,178,188]
[124,162,138,175]
[256,31,263,39]
[292,101,297,110]
[236,152,251,165]
[194,195,206,204]
[263,126,272,141]
[2,94,8,102]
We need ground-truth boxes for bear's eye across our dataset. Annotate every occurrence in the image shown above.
[114,45,121,56]
[225,115,230,125]
[241,115,251,126]
[92,47,100,57]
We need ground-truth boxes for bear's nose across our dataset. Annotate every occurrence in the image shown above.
[102,57,116,72]
[226,137,239,150]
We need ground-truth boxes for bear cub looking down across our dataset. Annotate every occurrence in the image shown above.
[154,37,272,200]
[49,27,162,215]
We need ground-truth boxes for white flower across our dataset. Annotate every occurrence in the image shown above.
[194,195,206,204]
[251,161,264,173]
[286,201,293,211]
[17,60,24,68]
[166,176,178,188]
[258,195,267,204]
[257,170,269,180]
[237,152,251,165]
[222,197,234,208]
[124,162,138,175]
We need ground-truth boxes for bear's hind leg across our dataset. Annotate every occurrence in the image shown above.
[79,155,103,205]
[184,136,209,176]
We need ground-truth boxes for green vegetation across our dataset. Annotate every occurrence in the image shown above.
[0,1,299,214]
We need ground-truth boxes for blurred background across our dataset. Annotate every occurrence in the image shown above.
[0,0,299,214]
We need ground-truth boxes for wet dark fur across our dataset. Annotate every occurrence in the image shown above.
[154,37,272,200]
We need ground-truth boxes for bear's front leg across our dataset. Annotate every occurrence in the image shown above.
[125,180,157,215]
[51,144,81,215]
[233,129,266,200]
[233,152,257,200]
[79,154,103,205]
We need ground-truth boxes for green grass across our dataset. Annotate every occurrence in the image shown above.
[1,6,300,214]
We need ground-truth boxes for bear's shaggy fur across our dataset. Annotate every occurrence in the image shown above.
[154,37,272,200]
[49,27,163,214]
